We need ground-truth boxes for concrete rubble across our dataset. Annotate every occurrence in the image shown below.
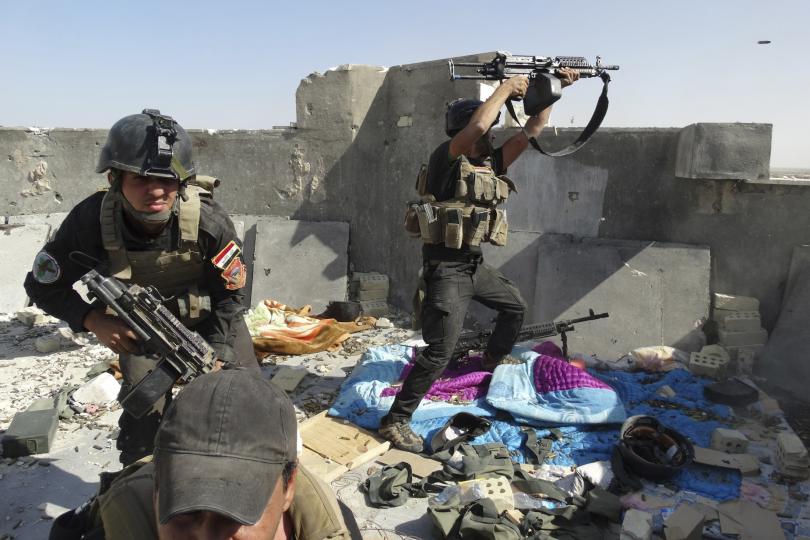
[0,54,809,540]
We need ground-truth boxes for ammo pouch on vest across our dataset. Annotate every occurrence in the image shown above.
[442,443,515,481]
[405,158,514,249]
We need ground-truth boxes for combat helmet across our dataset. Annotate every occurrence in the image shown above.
[615,415,694,481]
[445,98,501,137]
[96,109,195,181]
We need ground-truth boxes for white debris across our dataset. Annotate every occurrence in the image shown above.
[72,373,120,406]
[15,306,48,327]
[374,317,394,329]
[39,502,69,520]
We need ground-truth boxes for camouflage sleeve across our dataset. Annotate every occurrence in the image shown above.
[23,195,106,332]
[194,199,248,364]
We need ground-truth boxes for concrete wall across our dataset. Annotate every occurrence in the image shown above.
[2,54,808,334]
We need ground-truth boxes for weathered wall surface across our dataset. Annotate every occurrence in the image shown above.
[2,55,808,336]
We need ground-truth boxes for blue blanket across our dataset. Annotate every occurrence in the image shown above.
[328,344,740,501]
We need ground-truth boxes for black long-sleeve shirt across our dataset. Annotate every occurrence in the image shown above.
[23,191,247,363]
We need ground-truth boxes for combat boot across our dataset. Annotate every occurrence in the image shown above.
[378,414,424,453]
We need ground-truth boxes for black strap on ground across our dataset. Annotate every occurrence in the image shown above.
[504,72,611,157]
[523,428,554,465]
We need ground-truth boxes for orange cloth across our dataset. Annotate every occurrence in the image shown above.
[251,300,375,356]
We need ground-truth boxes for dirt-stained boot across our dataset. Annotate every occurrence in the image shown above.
[378,414,424,453]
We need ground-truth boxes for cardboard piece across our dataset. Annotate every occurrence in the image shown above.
[693,446,759,475]
[299,411,390,470]
[664,504,704,540]
[300,447,349,482]
[377,448,442,478]
[270,366,309,392]
[717,499,785,540]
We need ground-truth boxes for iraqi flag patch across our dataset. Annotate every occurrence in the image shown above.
[32,251,61,284]
[212,240,241,270]
[221,256,247,290]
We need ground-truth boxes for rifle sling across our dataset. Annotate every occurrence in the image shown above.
[504,72,610,157]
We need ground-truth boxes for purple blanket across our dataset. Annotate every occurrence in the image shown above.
[380,352,492,402]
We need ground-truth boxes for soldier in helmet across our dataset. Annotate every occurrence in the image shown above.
[379,70,579,452]
[24,110,258,465]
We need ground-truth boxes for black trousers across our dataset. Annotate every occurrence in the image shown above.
[386,258,526,423]
[116,318,259,465]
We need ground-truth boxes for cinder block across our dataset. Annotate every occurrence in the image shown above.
[722,311,761,332]
[711,428,749,454]
[735,348,756,374]
[718,327,768,347]
[777,433,808,461]
[726,344,764,362]
[2,409,59,457]
[360,300,389,318]
[675,123,771,182]
[350,272,390,292]
[699,344,730,364]
[713,293,760,312]
[689,353,727,379]
[350,288,388,301]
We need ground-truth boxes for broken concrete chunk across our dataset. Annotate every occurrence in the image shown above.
[714,293,760,312]
[664,503,704,540]
[620,509,653,540]
[777,432,808,460]
[15,306,47,327]
[72,373,120,406]
[711,428,749,454]
[34,335,61,353]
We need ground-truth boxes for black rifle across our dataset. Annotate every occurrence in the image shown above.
[445,309,609,361]
[449,53,619,157]
[79,268,215,418]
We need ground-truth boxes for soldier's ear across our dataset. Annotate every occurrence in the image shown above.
[107,171,115,186]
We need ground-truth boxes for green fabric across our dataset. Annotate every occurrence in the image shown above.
[443,443,515,481]
[364,463,414,508]
[457,499,522,540]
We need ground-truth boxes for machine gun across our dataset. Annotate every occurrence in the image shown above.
[449,52,619,157]
[78,267,215,419]
[444,309,610,361]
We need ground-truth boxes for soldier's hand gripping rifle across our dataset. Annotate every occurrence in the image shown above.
[449,53,619,157]
[76,262,215,419]
[447,309,610,361]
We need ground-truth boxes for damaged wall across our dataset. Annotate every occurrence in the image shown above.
[1,55,807,338]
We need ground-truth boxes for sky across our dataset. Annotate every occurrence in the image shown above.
[2,0,808,167]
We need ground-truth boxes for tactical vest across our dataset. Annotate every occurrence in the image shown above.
[99,179,218,326]
[404,156,514,249]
